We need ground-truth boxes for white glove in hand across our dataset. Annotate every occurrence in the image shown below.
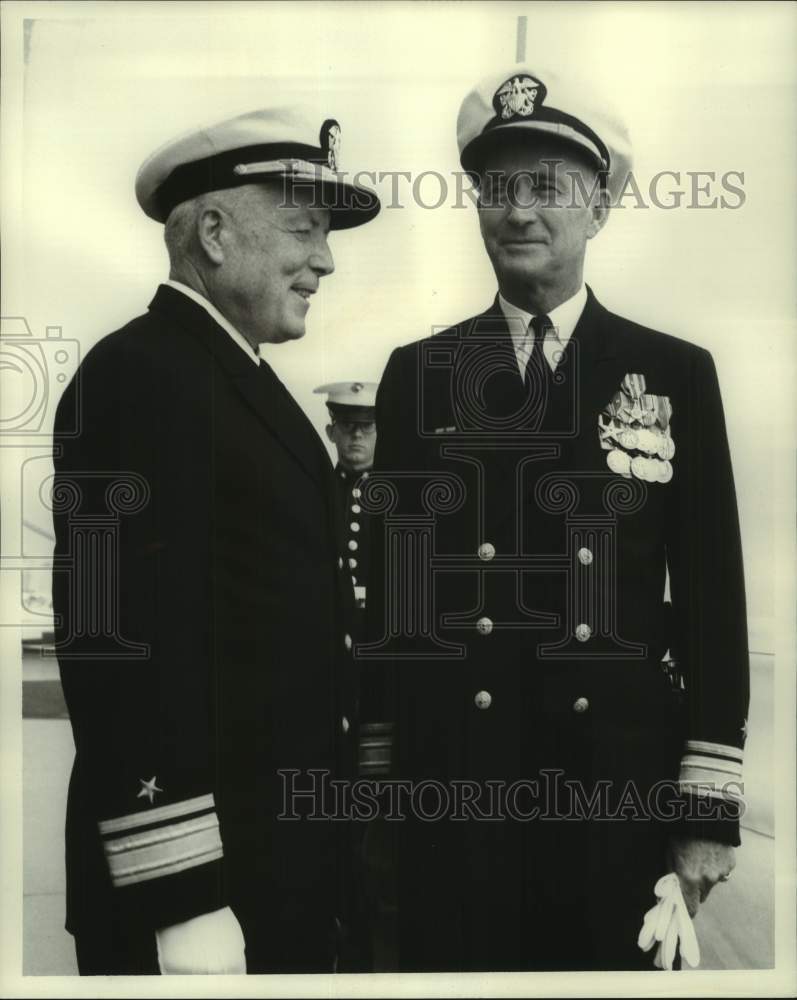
[637,873,700,970]
[156,906,246,974]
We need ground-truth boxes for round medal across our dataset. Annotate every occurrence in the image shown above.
[631,455,652,481]
[657,436,675,461]
[607,449,631,477]
[619,429,638,450]
[636,429,657,454]
[656,460,674,483]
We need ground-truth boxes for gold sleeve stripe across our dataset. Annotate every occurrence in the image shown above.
[105,816,223,888]
[680,756,743,778]
[677,781,744,801]
[684,740,743,761]
[104,813,219,855]
[678,769,744,797]
[98,793,215,836]
[112,845,223,888]
[359,722,393,777]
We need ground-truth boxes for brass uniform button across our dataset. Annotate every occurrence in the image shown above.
[476,616,494,635]
[478,542,496,561]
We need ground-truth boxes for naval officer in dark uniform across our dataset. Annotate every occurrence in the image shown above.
[52,104,380,975]
[367,64,748,971]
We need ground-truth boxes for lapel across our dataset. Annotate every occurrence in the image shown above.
[567,287,636,431]
[432,287,626,532]
[431,287,621,432]
[421,298,520,435]
[460,297,524,421]
[569,285,620,364]
[148,284,333,492]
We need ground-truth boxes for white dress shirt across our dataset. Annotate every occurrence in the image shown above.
[165,279,261,367]
[499,284,588,376]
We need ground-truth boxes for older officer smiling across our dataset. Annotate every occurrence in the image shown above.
[161,182,333,347]
[53,105,379,975]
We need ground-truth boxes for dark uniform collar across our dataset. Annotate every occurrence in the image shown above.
[336,463,371,484]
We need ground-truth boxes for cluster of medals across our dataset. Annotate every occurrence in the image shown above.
[598,373,675,483]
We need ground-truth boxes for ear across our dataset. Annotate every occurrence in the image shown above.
[196,206,226,265]
[324,424,335,443]
[586,187,611,240]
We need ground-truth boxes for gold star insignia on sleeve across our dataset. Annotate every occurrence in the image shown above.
[137,776,163,804]
[741,719,748,744]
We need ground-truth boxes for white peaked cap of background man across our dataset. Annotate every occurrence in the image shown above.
[313,381,378,418]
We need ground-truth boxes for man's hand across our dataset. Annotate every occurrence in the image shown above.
[668,836,736,917]
[155,906,246,974]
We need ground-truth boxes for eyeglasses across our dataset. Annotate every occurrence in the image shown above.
[335,420,376,435]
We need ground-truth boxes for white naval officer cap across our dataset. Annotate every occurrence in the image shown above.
[136,105,380,229]
[457,65,632,202]
[314,381,378,420]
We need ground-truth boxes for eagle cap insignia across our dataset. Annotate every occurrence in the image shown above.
[493,75,547,120]
[351,382,363,393]
[321,119,342,171]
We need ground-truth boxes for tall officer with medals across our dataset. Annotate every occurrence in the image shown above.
[367,66,749,971]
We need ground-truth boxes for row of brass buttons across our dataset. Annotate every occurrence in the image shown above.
[477,542,594,565]
[474,540,592,717]
[476,543,595,642]
[474,690,590,714]
[475,617,592,641]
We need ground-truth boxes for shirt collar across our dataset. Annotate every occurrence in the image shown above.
[164,279,261,367]
[498,284,588,355]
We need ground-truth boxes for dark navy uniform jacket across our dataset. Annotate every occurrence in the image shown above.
[366,287,749,971]
[52,285,359,972]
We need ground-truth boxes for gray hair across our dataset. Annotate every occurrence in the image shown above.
[163,187,255,268]
[163,198,199,266]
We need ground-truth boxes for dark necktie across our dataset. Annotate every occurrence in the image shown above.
[524,313,552,393]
